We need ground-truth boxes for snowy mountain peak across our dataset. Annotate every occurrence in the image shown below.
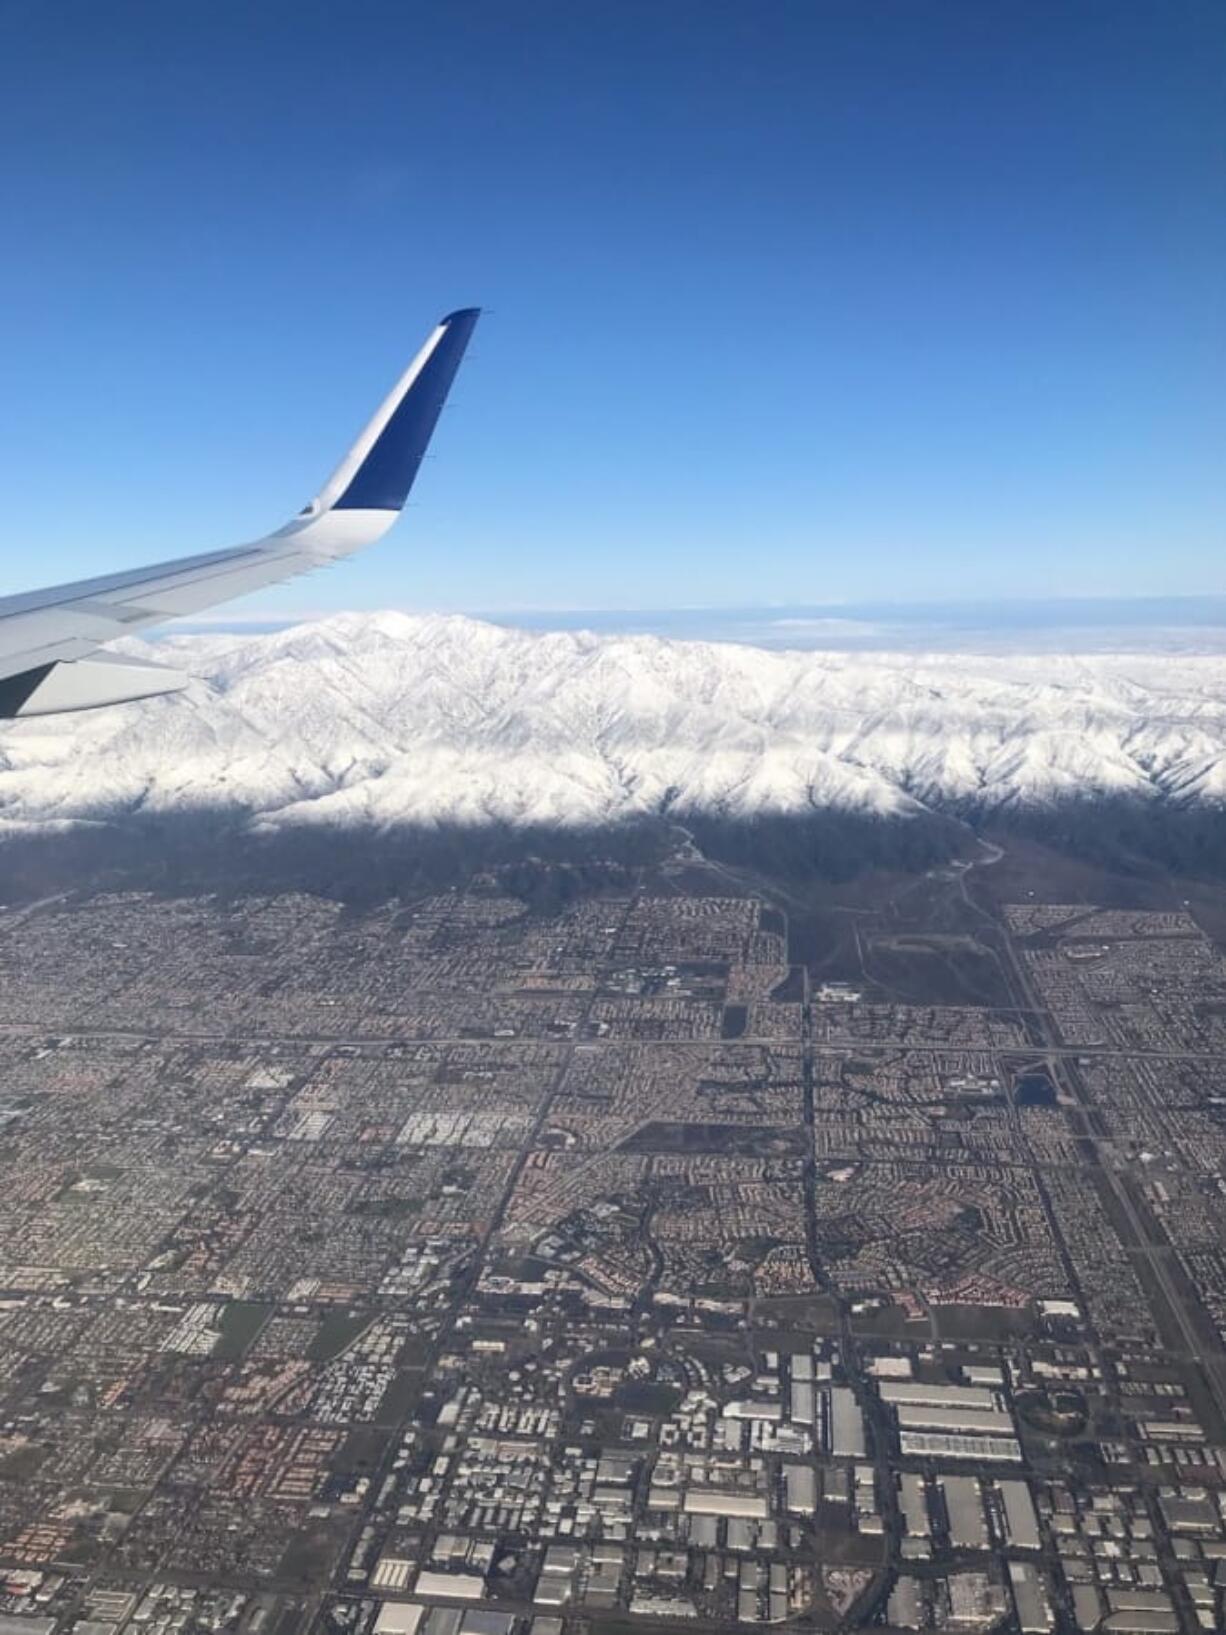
[1,613,1224,833]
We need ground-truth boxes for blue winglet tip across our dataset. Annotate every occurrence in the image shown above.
[332,307,481,513]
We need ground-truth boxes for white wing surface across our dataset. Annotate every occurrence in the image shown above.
[0,307,480,717]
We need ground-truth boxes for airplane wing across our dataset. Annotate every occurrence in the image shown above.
[0,306,480,718]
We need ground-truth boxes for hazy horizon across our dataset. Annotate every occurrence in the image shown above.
[175,591,1226,655]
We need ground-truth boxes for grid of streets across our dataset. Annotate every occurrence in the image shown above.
[0,885,1222,1633]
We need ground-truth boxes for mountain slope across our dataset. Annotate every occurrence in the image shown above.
[1,612,1225,833]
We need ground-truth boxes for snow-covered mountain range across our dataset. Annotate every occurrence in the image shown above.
[2,611,1225,833]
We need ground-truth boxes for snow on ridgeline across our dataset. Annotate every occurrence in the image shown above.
[2,610,1225,832]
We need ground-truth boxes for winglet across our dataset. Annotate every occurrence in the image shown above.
[0,306,483,716]
[304,307,480,518]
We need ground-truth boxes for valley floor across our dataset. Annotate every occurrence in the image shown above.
[0,838,1223,1631]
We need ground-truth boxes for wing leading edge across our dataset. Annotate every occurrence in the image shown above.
[0,306,480,717]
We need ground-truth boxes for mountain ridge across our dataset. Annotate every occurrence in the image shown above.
[2,611,1225,835]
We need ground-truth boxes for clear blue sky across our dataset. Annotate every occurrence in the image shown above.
[0,0,1221,617]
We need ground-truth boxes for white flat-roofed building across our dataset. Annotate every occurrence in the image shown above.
[1038,1299,1080,1319]
[683,1489,769,1519]
[1072,1586,1105,1632]
[541,1545,580,1576]
[869,1356,913,1379]
[532,1582,569,1610]
[942,1476,987,1551]
[414,1572,486,1602]
[1000,1480,1041,1550]
[1140,1419,1205,1442]
[895,1404,1017,1436]
[723,1399,782,1422]
[887,1577,922,1629]
[1100,1593,1178,1633]
[829,1387,866,1458]
[879,1381,997,1410]
[1009,1561,1053,1633]
[790,1381,815,1425]
[900,1431,1022,1462]
[374,1607,423,1635]
[783,1464,817,1515]
[899,1473,930,1541]
[1101,1615,1180,1633]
